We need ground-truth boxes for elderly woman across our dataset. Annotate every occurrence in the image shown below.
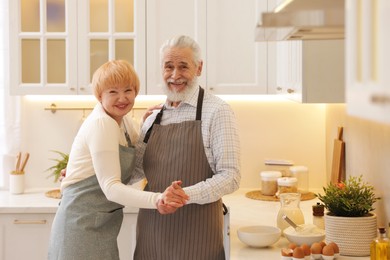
[48,60,188,260]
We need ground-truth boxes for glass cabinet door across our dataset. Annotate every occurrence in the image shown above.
[10,0,144,95]
[10,0,71,94]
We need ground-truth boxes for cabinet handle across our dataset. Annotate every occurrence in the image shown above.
[276,87,283,91]
[13,219,47,225]
[371,94,390,104]
[287,88,295,94]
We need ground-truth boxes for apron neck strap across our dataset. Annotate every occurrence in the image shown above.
[143,86,204,143]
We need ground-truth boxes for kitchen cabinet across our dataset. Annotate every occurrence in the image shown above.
[205,0,276,94]
[146,0,275,95]
[0,212,137,260]
[346,0,390,124]
[9,0,146,95]
[145,0,207,94]
[0,213,54,260]
[276,40,345,103]
[9,0,275,96]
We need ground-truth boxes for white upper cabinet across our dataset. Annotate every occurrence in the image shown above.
[346,0,390,124]
[9,0,274,95]
[145,0,207,95]
[206,0,274,94]
[9,0,146,95]
[146,0,273,95]
[276,40,345,103]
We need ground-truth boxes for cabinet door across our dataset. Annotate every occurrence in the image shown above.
[9,0,145,95]
[0,213,54,260]
[78,0,146,95]
[9,0,77,95]
[346,0,390,123]
[206,0,273,94]
[276,41,302,101]
[276,40,344,103]
[117,213,138,260]
[145,0,207,94]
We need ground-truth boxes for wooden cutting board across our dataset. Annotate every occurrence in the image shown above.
[331,127,345,184]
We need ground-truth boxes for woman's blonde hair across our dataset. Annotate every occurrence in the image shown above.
[91,60,140,99]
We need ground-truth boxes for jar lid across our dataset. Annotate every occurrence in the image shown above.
[289,165,308,173]
[277,177,298,186]
[260,171,282,180]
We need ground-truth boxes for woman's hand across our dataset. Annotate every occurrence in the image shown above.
[157,180,189,215]
[142,104,163,123]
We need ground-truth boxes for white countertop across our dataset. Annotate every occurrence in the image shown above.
[0,188,370,260]
[222,189,370,260]
[0,188,139,214]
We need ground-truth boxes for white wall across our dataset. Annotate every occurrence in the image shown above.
[10,96,328,193]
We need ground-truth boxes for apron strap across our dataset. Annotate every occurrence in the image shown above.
[196,87,204,121]
[143,86,204,143]
[143,107,164,143]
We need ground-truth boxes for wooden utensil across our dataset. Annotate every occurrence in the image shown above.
[20,152,30,172]
[15,152,22,172]
[331,127,345,184]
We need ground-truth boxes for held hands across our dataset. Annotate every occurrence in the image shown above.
[157,180,189,215]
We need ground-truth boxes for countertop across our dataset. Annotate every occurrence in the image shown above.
[0,188,370,260]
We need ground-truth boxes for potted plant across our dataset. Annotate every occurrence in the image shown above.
[316,175,380,256]
[46,150,69,183]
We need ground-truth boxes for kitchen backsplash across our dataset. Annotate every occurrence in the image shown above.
[8,96,326,192]
[2,96,389,226]
[325,104,390,228]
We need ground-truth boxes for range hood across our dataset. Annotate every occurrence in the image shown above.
[256,0,344,41]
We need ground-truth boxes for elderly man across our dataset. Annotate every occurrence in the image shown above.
[133,35,241,260]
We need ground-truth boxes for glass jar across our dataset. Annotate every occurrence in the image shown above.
[276,193,305,233]
[289,165,309,194]
[277,177,298,197]
[260,171,282,196]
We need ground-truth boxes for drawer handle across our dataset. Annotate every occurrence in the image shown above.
[13,219,47,224]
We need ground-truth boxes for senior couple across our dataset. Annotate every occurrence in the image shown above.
[48,35,241,260]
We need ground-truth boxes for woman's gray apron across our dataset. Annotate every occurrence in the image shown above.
[134,87,225,260]
[48,142,135,260]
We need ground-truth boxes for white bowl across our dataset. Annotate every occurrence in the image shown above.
[283,225,325,246]
[237,225,281,248]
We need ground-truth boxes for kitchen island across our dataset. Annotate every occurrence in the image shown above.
[0,188,370,260]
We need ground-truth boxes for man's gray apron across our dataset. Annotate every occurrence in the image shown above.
[134,87,225,260]
[48,135,135,260]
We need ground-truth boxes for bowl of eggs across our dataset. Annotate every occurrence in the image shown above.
[283,224,325,246]
[237,225,281,248]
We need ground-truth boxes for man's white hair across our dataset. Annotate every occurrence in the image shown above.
[159,35,202,67]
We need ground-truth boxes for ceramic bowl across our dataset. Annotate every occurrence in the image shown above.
[237,225,281,248]
[283,225,325,246]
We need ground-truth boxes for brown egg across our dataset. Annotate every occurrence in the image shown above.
[293,247,305,259]
[288,243,297,250]
[328,242,340,254]
[320,241,327,249]
[322,245,335,256]
[311,242,323,254]
[281,248,293,256]
[300,244,311,256]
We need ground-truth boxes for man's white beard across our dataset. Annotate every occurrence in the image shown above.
[163,77,198,102]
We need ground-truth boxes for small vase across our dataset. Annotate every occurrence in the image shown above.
[324,212,377,256]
